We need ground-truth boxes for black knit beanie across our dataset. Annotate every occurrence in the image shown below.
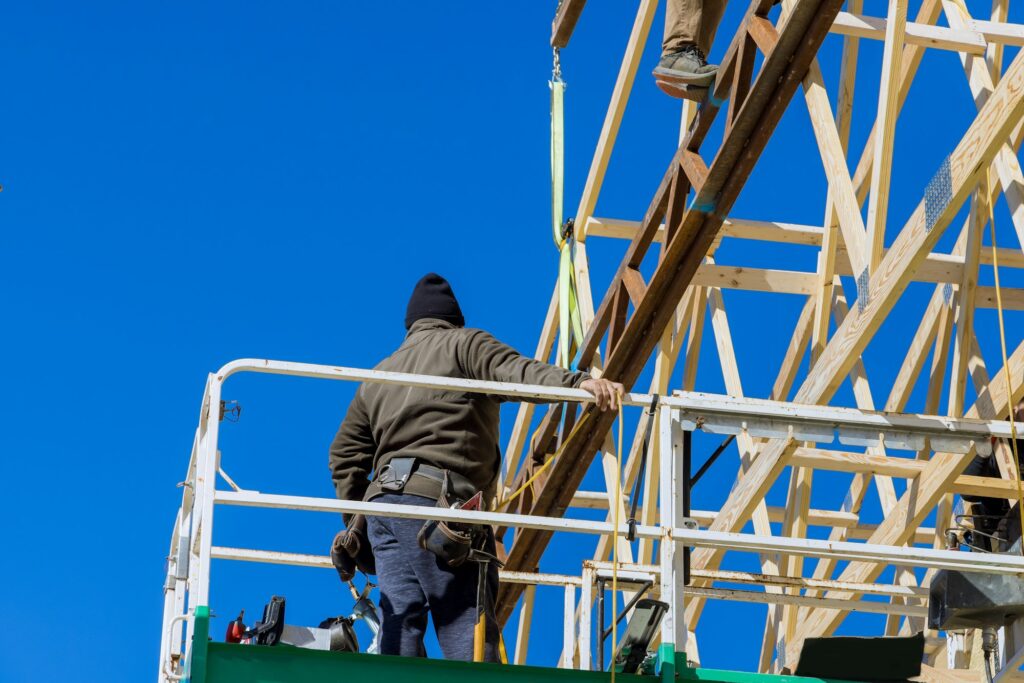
[405,273,465,329]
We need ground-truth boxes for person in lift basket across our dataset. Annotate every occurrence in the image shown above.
[327,272,622,661]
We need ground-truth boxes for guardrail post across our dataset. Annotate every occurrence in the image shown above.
[561,583,577,668]
[580,565,594,670]
[658,406,689,673]
[185,375,223,654]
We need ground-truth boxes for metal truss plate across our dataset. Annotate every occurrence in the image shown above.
[856,268,870,312]
[924,157,953,233]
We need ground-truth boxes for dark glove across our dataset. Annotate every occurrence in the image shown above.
[330,514,376,582]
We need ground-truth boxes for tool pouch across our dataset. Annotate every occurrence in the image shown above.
[331,514,377,581]
[417,476,482,567]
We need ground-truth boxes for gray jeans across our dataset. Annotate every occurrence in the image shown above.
[366,493,500,661]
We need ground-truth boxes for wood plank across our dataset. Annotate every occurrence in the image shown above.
[798,32,869,277]
[574,0,658,241]
[851,0,945,206]
[588,217,1024,281]
[865,0,909,274]
[976,286,1024,310]
[948,193,985,417]
[680,150,710,193]
[748,16,779,53]
[728,29,757,134]
[585,216,824,245]
[551,0,587,49]
[985,0,1009,83]
[621,267,648,306]
[830,11,986,54]
[690,264,817,294]
[686,294,817,641]
[974,18,1024,48]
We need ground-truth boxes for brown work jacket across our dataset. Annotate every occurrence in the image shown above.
[329,318,589,505]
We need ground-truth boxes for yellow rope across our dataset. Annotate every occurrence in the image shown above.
[497,453,557,512]
[610,390,624,682]
[498,634,509,664]
[496,410,591,511]
[985,168,1024,555]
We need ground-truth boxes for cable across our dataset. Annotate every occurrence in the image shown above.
[986,168,1024,555]
[691,434,735,486]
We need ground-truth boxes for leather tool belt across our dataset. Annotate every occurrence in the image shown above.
[369,456,476,502]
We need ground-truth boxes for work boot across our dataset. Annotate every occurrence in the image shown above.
[653,45,718,88]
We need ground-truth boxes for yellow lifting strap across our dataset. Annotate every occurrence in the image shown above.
[551,75,585,370]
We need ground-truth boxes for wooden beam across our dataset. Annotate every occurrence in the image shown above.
[688,46,1024,629]
[686,294,817,642]
[786,341,1024,663]
[586,216,824,246]
[691,264,817,294]
[948,194,985,418]
[985,0,1009,84]
[851,0,944,207]
[551,0,587,49]
[973,18,1024,48]
[573,0,658,242]
[791,447,1024,498]
[976,286,1024,310]
[865,0,909,274]
[830,12,986,54]
[799,40,868,277]
[589,217,1024,284]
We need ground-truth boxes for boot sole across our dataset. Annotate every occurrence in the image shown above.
[652,66,717,88]
[655,79,708,102]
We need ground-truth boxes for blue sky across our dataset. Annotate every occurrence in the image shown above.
[3,2,1024,681]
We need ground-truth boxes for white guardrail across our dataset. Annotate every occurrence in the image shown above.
[158,358,1024,682]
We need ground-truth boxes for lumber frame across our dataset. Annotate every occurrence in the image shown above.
[700,39,1024,608]
[496,0,848,624]
[499,0,1024,672]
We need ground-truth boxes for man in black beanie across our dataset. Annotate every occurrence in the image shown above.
[329,272,621,661]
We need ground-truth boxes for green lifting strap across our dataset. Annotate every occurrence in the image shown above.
[551,77,585,370]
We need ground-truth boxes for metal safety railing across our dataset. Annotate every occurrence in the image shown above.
[158,358,1024,682]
